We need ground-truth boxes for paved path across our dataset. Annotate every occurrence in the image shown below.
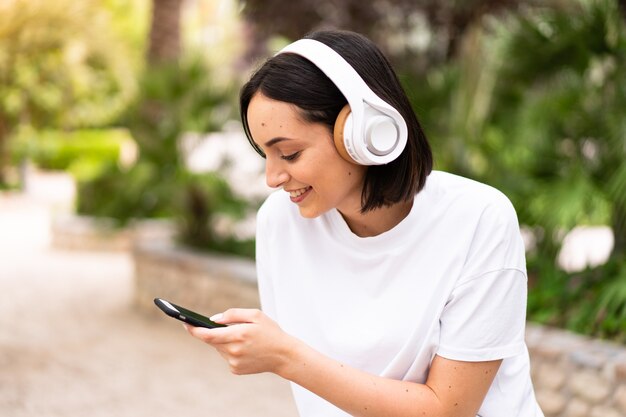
[0,190,298,417]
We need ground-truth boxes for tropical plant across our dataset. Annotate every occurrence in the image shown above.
[76,56,250,256]
[0,0,137,184]
[238,0,540,68]
[485,0,626,261]
[412,0,626,340]
[10,127,134,183]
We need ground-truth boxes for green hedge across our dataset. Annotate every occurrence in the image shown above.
[11,128,134,182]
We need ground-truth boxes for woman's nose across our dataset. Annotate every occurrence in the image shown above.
[265,158,289,189]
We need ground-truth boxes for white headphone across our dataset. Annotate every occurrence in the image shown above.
[276,39,408,166]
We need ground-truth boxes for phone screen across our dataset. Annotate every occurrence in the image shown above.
[154,298,226,329]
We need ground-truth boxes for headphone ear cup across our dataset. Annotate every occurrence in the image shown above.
[333,104,358,164]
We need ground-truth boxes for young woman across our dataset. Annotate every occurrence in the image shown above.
[186,30,544,417]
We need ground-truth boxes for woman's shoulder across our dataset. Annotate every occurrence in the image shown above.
[422,170,520,235]
[426,171,525,272]
[426,170,515,213]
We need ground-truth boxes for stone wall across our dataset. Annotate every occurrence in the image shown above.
[134,241,260,316]
[130,242,626,416]
[526,325,626,417]
[52,215,176,252]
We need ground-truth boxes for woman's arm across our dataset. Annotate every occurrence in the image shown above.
[185,308,501,417]
[283,342,500,417]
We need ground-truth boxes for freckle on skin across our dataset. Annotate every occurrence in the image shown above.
[261,122,266,127]
[454,403,458,406]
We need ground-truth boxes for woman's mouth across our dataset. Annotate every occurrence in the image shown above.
[288,186,312,203]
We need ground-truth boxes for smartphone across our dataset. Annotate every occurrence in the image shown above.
[154,298,227,329]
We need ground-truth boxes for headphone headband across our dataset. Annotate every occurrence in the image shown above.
[276,39,408,165]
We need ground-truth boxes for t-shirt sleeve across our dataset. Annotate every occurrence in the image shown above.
[437,195,528,362]
[437,268,527,361]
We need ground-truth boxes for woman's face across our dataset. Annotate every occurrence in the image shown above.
[247,93,367,219]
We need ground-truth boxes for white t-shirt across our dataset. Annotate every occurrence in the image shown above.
[256,170,544,417]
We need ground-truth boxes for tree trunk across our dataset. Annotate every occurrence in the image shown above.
[0,116,8,185]
[147,0,184,64]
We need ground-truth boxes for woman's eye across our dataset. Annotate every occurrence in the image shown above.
[281,151,301,161]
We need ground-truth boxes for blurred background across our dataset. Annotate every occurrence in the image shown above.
[1,0,625,416]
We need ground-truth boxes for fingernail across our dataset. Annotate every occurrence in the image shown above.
[210,313,223,322]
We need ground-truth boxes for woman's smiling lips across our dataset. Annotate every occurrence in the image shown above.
[287,186,312,203]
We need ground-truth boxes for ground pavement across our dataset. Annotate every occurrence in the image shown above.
[0,187,298,417]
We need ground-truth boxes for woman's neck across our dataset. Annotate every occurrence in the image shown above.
[338,199,414,238]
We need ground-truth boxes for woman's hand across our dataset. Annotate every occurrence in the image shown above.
[184,308,298,376]
[185,308,501,417]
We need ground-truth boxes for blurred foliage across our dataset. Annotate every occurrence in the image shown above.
[122,56,234,166]
[527,257,626,342]
[2,0,624,336]
[178,172,255,259]
[0,0,139,184]
[479,0,625,238]
[10,127,133,182]
[238,0,542,72]
[77,56,253,257]
[238,0,626,340]
[407,0,626,340]
[101,0,151,68]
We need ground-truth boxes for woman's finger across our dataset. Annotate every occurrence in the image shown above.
[212,308,265,325]
[184,322,238,344]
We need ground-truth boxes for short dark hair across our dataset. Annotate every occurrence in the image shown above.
[240,29,433,212]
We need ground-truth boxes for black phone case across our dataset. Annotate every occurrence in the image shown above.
[154,298,226,329]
